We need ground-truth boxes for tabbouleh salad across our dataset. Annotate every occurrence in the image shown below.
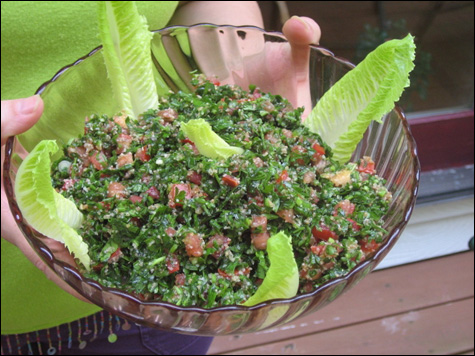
[52,77,391,307]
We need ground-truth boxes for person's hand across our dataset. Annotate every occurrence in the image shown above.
[169,2,320,116]
[188,15,320,118]
[281,16,321,117]
[253,15,321,117]
[1,95,91,303]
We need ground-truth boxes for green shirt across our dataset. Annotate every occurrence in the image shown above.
[1,0,178,335]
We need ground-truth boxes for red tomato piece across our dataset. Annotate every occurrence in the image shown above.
[360,238,380,255]
[107,182,127,199]
[108,248,122,263]
[89,151,107,170]
[166,255,180,274]
[135,146,151,162]
[187,171,202,185]
[184,233,204,257]
[129,195,142,204]
[222,174,240,187]
[312,142,326,156]
[146,186,160,199]
[312,224,338,241]
[168,183,192,208]
[357,156,376,174]
[333,200,356,216]
[276,169,289,184]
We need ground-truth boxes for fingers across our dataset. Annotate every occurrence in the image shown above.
[282,16,321,82]
[1,95,43,146]
[281,16,320,117]
[283,16,321,46]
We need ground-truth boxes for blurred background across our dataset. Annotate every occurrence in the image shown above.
[259,1,474,175]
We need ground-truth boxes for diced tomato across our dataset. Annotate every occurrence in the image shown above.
[89,151,107,170]
[146,186,160,199]
[312,224,338,241]
[222,174,240,187]
[250,215,269,250]
[117,152,133,167]
[181,138,200,155]
[157,108,178,122]
[312,142,326,156]
[113,114,128,129]
[187,171,202,185]
[277,209,295,224]
[184,233,204,257]
[108,248,122,263]
[253,157,264,167]
[251,215,267,230]
[209,77,221,86]
[357,156,376,174]
[107,182,127,199]
[135,146,151,162]
[181,138,194,145]
[129,195,142,204]
[333,200,356,216]
[276,169,289,184]
[175,273,186,286]
[360,238,380,255]
[168,183,192,208]
[311,244,325,255]
[165,227,176,237]
[251,232,270,250]
[166,255,180,274]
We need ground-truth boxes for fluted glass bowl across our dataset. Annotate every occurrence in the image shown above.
[3,25,420,336]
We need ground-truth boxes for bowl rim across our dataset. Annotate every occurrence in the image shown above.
[5,23,421,314]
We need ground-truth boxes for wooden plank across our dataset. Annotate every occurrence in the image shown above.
[208,252,474,354]
[222,298,474,355]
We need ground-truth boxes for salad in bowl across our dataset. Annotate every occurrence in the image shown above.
[3,1,419,334]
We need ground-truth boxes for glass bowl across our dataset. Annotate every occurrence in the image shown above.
[3,25,420,336]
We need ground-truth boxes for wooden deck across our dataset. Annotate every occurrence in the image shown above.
[208,251,474,355]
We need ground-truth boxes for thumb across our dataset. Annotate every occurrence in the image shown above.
[283,16,321,46]
[1,95,44,146]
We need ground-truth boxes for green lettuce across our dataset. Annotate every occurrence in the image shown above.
[98,1,159,119]
[304,34,416,163]
[243,231,299,306]
[180,119,244,159]
[14,140,90,270]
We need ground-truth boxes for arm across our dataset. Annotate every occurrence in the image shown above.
[169,1,264,27]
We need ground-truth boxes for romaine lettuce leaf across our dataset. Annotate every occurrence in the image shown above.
[98,1,158,119]
[243,231,299,306]
[14,140,90,270]
[304,34,416,163]
[180,119,244,159]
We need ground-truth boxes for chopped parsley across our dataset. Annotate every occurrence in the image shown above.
[52,77,391,307]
